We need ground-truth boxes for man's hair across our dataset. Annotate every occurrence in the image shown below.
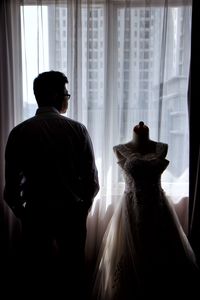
[33,70,68,109]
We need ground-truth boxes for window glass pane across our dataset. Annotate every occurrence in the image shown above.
[21,3,191,201]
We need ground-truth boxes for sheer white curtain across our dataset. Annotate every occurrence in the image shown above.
[0,0,23,257]
[0,0,192,259]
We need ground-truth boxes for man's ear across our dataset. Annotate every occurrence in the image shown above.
[54,92,59,100]
[60,99,68,114]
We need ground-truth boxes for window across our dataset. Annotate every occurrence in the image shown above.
[21,2,192,206]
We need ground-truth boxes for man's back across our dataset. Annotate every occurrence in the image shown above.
[5,106,99,213]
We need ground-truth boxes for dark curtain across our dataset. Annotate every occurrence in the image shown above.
[0,0,22,269]
[188,0,200,266]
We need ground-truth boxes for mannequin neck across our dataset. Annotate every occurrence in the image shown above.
[132,132,150,145]
[128,133,157,154]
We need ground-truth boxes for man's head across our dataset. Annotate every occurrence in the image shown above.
[33,70,70,113]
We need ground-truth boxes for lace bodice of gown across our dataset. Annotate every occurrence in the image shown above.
[114,142,169,196]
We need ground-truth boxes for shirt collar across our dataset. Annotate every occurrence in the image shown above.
[35,106,60,115]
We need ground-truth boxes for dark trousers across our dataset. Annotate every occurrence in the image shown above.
[12,208,88,299]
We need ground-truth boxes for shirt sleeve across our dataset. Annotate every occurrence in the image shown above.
[78,125,100,211]
[4,128,25,218]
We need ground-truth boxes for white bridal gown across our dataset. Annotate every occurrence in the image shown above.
[92,142,199,300]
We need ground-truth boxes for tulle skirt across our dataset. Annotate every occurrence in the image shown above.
[91,190,199,300]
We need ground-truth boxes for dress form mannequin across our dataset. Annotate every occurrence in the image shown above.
[113,121,168,160]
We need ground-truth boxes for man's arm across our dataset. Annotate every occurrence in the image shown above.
[79,126,100,211]
[4,130,25,219]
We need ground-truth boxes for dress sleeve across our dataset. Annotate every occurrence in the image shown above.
[113,145,127,167]
[157,142,168,158]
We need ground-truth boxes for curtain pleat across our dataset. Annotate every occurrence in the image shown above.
[0,0,23,260]
[188,0,200,266]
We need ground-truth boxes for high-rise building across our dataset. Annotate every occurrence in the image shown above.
[47,4,190,177]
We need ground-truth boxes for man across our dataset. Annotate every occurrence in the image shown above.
[4,71,99,298]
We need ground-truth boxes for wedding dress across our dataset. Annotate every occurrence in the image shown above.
[92,142,199,300]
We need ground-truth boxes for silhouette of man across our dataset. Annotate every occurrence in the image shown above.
[4,70,99,298]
